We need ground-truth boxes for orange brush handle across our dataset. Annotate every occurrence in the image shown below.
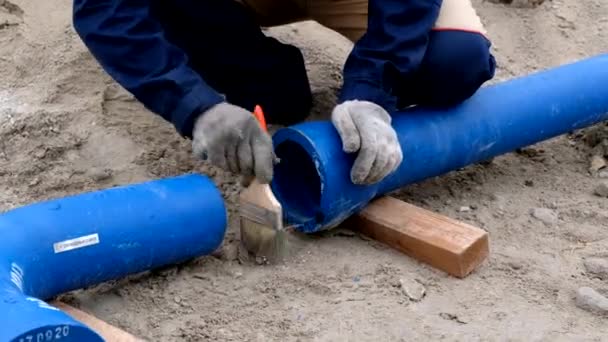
[253,105,268,132]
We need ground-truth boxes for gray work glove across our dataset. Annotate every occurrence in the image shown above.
[331,100,403,185]
[192,102,274,184]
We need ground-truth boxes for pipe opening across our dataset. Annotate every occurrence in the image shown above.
[272,140,322,226]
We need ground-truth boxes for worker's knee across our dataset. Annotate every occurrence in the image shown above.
[413,30,496,106]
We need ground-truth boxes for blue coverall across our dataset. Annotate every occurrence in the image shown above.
[72,0,496,138]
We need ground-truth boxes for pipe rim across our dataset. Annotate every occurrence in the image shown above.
[272,127,325,232]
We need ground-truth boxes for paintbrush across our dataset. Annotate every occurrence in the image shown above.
[238,105,287,264]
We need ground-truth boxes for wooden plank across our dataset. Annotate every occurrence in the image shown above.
[51,301,142,342]
[345,196,489,278]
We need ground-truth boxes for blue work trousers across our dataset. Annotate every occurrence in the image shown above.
[73,0,496,137]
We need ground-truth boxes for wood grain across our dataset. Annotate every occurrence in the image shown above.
[346,196,489,278]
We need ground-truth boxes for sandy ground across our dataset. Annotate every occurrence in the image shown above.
[1,0,608,340]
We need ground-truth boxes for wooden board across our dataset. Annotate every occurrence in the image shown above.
[345,196,489,278]
[52,301,142,342]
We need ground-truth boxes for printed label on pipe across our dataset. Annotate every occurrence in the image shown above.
[53,233,100,253]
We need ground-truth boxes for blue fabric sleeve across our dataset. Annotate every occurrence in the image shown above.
[339,0,443,112]
[72,0,225,138]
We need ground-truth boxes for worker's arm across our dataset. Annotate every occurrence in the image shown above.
[338,0,442,111]
[330,0,442,185]
[73,0,274,182]
[72,0,224,138]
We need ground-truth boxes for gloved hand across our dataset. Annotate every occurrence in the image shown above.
[331,100,403,185]
[192,102,274,184]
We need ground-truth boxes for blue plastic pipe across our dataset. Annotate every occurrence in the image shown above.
[271,54,608,233]
[0,174,227,342]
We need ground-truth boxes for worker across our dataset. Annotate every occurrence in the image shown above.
[72,0,495,186]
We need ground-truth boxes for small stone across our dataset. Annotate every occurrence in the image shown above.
[458,206,472,213]
[589,155,607,173]
[583,258,608,279]
[399,278,426,302]
[508,261,524,270]
[599,170,608,178]
[255,256,268,265]
[34,150,46,159]
[575,287,608,314]
[89,168,112,182]
[531,208,558,225]
[174,296,182,304]
[593,181,608,198]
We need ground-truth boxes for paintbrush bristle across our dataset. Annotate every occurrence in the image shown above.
[240,217,288,263]
[238,179,286,263]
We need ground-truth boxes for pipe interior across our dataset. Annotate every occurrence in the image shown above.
[272,140,322,226]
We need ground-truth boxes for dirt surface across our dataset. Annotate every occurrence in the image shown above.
[1,0,608,340]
